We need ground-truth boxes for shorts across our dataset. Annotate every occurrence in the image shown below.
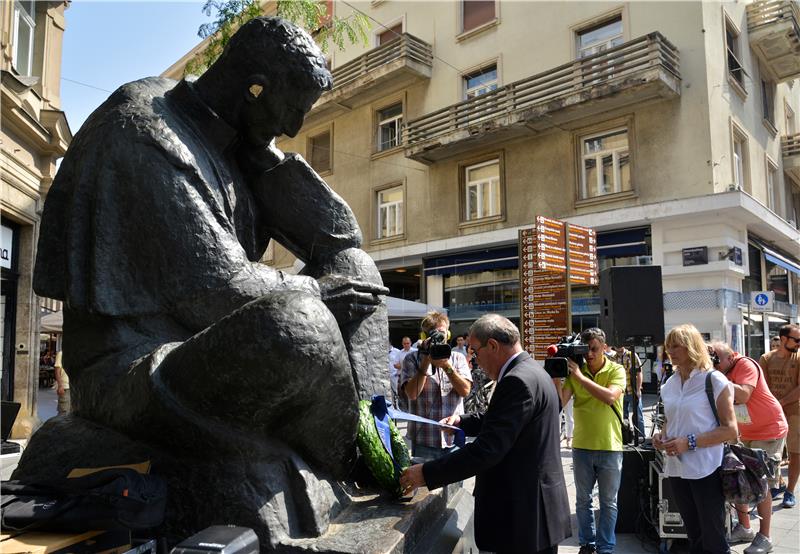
[741,436,785,488]
[787,413,800,455]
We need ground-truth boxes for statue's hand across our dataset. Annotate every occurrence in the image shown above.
[239,139,285,173]
[318,274,388,326]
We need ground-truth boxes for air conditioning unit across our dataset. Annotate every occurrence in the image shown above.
[636,255,653,266]
[727,183,742,192]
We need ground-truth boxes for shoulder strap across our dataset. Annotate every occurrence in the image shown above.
[610,402,625,425]
[706,370,720,426]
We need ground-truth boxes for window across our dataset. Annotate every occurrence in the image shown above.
[463,159,501,221]
[577,16,623,58]
[377,186,404,239]
[12,1,35,76]
[464,65,498,99]
[580,128,631,199]
[732,129,748,190]
[462,0,495,33]
[725,20,746,91]
[761,77,776,128]
[309,130,331,173]
[767,161,779,212]
[786,182,800,227]
[376,103,402,151]
[377,22,402,45]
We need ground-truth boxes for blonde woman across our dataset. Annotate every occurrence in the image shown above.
[653,324,738,554]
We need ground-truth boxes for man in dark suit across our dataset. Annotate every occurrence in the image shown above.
[400,314,571,553]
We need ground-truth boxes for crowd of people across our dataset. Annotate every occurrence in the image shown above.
[388,314,799,554]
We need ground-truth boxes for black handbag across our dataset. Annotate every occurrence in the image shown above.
[611,403,634,445]
[1,467,167,534]
[704,371,771,505]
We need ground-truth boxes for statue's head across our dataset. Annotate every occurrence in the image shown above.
[201,16,333,143]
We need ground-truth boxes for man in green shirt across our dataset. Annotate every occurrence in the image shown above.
[557,327,625,554]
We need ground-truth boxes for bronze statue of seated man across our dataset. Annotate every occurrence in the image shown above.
[16,17,390,548]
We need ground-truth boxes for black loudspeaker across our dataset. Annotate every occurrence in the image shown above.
[616,446,656,533]
[599,266,664,346]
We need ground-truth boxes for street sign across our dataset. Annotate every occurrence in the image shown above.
[749,291,774,312]
[520,218,598,358]
[520,227,569,359]
[567,223,598,285]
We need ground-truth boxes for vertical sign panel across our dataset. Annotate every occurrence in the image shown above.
[567,223,598,285]
[520,222,569,359]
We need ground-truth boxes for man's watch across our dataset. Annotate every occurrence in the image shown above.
[443,365,454,376]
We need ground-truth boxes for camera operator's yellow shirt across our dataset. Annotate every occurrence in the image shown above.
[564,357,626,451]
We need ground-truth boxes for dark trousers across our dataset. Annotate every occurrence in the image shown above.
[488,544,558,554]
[669,469,730,554]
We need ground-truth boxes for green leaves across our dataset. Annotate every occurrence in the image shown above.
[184,0,371,76]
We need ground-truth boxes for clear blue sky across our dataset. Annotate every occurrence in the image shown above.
[61,1,211,134]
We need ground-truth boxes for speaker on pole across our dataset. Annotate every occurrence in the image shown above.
[599,266,664,346]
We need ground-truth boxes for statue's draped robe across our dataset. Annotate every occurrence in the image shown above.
[33,77,372,475]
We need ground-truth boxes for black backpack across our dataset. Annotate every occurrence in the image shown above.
[1,467,166,534]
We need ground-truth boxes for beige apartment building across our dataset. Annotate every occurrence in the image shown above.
[167,1,800,370]
[1,0,70,435]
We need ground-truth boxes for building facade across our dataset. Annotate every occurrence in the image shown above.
[1,0,70,436]
[168,1,800,366]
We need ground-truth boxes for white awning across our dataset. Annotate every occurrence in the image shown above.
[40,311,63,333]
[386,296,445,320]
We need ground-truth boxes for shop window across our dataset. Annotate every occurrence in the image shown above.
[732,128,749,191]
[376,103,402,152]
[377,22,402,45]
[308,130,331,174]
[376,186,404,239]
[462,0,495,33]
[444,268,519,319]
[12,1,35,76]
[725,19,746,92]
[462,158,502,222]
[580,128,631,199]
[576,15,623,59]
[743,244,763,298]
[766,260,789,303]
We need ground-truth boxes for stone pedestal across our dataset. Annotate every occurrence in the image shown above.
[280,482,473,553]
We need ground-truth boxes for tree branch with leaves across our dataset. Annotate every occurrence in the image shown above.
[185,0,370,76]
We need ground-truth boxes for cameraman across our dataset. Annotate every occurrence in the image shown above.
[401,311,472,460]
[556,327,625,554]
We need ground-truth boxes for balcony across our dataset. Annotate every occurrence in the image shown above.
[303,33,433,126]
[404,32,680,164]
[784,132,800,183]
[747,0,800,83]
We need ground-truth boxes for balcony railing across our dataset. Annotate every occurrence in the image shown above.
[403,32,680,160]
[784,132,800,183]
[304,33,432,123]
[784,132,800,157]
[748,0,800,33]
[747,1,800,82]
[330,33,432,90]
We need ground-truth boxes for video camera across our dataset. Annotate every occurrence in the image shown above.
[544,334,589,379]
[418,329,452,360]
